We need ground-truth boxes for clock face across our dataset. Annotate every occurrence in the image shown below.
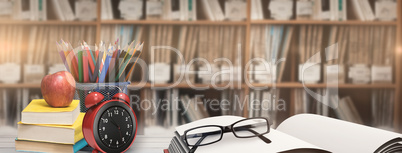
[97,106,134,149]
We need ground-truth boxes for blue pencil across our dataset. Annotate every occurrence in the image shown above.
[98,44,113,83]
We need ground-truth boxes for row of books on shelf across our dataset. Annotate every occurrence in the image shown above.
[102,0,246,21]
[250,24,395,84]
[301,24,395,84]
[145,24,244,84]
[141,88,394,133]
[1,0,397,22]
[0,24,395,85]
[249,25,294,83]
[0,25,95,84]
[252,0,396,21]
[1,0,96,21]
[0,25,396,83]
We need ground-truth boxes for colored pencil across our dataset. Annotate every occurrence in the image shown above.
[91,45,101,83]
[82,44,89,83]
[116,43,142,81]
[84,42,95,74]
[57,40,143,83]
[125,49,143,81]
[56,43,70,72]
[99,44,113,83]
[77,48,83,83]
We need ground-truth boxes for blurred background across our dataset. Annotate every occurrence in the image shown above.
[0,0,401,150]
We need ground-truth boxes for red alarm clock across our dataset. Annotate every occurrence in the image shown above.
[83,92,137,153]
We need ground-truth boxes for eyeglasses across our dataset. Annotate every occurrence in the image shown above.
[181,117,271,153]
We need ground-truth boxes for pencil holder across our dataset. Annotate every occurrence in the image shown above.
[75,82,130,112]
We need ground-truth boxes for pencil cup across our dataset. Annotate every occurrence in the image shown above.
[75,82,130,112]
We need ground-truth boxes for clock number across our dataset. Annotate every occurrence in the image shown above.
[108,112,113,117]
[114,109,119,115]
[105,134,108,139]
[126,131,129,135]
[127,124,130,128]
[122,137,125,142]
[125,117,128,121]
[101,118,108,123]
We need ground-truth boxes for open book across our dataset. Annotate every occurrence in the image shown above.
[173,114,402,153]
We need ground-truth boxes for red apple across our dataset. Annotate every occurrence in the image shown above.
[41,71,76,107]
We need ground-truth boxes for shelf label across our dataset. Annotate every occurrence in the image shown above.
[0,1,12,15]
[198,64,220,84]
[299,63,321,83]
[253,63,275,83]
[348,64,371,84]
[375,0,397,21]
[119,0,143,20]
[0,63,21,83]
[146,1,162,15]
[221,65,241,82]
[75,0,97,20]
[149,63,170,84]
[49,64,67,74]
[325,65,345,84]
[24,64,45,74]
[371,65,392,83]
[269,0,293,20]
[173,64,195,83]
[296,1,313,15]
[225,0,247,21]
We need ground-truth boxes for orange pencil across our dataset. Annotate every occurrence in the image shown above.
[71,55,79,81]
[125,48,143,81]
[82,45,89,83]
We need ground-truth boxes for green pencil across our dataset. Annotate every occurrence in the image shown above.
[77,49,83,83]
[115,43,143,81]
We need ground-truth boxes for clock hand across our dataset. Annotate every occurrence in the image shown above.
[110,117,123,139]
[110,117,120,129]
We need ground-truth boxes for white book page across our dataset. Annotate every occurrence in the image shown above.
[277,114,402,153]
[176,116,327,153]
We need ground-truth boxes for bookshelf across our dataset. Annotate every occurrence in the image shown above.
[250,20,398,25]
[0,20,98,25]
[0,83,395,89]
[0,0,401,133]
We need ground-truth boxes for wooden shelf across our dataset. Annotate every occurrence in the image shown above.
[127,82,396,89]
[0,84,41,88]
[250,20,398,25]
[128,82,245,89]
[0,20,98,25]
[249,83,396,88]
[101,20,247,25]
[0,82,396,89]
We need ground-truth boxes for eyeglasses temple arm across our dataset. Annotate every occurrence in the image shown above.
[189,135,207,153]
[247,129,271,144]
[233,123,271,144]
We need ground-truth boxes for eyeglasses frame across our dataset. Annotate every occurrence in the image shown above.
[182,117,270,147]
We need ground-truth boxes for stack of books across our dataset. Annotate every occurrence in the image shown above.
[15,99,87,153]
